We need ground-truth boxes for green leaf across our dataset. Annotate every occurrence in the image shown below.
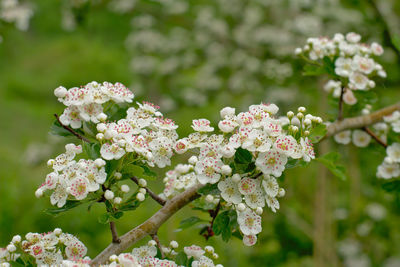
[197,183,220,196]
[212,211,229,235]
[234,148,253,164]
[49,120,75,137]
[179,216,205,230]
[382,180,400,192]
[192,198,217,211]
[98,213,112,224]
[44,200,82,216]
[122,164,144,177]
[112,211,124,219]
[285,159,309,169]
[391,35,400,53]
[302,64,325,76]
[83,142,101,159]
[175,252,188,266]
[316,152,347,180]
[119,199,140,211]
[309,124,327,143]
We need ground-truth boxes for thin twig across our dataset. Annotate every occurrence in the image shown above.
[130,176,166,206]
[110,222,121,243]
[54,114,90,143]
[362,127,387,148]
[204,202,221,240]
[338,87,345,121]
[151,233,165,259]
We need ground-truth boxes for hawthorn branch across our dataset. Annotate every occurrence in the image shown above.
[362,127,387,148]
[54,114,90,143]
[151,233,165,259]
[325,102,400,137]
[130,176,166,206]
[338,87,345,121]
[91,183,203,266]
[110,222,121,243]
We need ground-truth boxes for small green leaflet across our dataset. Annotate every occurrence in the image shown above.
[212,210,238,242]
[316,152,347,180]
[197,183,220,196]
[44,200,82,216]
[177,216,206,231]
[309,124,327,143]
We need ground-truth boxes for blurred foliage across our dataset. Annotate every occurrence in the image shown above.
[1,0,400,266]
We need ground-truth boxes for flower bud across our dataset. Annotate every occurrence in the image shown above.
[97,113,108,122]
[54,228,62,235]
[221,165,232,175]
[256,207,263,215]
[220,107,236,118]
[303,119,312,126]
[96,133,104,141]
[113,197,122,204]
[213,198,220,205]
[54,86,67,98]
[294,48,302,55]
[47,159,55,167]
[278,188,286,198]
[114,172,122,179]
[296,112,304,120]
[104,190,114,200]
[212,253,219,259]
[96,123,107,133]
[232,174,241,183]
[237,203,246,212]
[94,158,106,167]
[304,130,310,136]
[287,111,294,119]
[35,188,43,198]
[139,179,147,187]
[6,244,16,252]
[11,235,21,244]
[136,193,145,201]
[188,156,198,165]
[109,255,118,262]
[170,240,179,249]
[298,107,306,113]
[139,188,146,194]
[205,246,214,253]
[121,185,130,193]
[148,240,157,246]
[205,195,214,203]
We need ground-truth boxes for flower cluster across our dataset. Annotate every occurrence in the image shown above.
[297,32,386,106]
[0,0,33,35]
[96,101,179,168]
[377,143,400,179]
[106,241,222,267]
[35,144,107,207]
[334,110,400,180]
[163,104,322,245]
[55,81,134,129]
[0,228,88,266]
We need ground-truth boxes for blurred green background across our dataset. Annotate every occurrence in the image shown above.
[1,0,400,266]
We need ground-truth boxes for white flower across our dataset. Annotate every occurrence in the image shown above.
[78,103,103,123]
[220,106,236,118]
[174,138,189,154]
[256,149,287,177]
[192,256,215,267]
[237,177,258,195]
[50,181,68,208]
[65,240,87,260]
[346,32,361,43]
[352,55,375,74]
[387,143,400,163]
[67,177,89,200]
[218,119,238,133]
[335,57,353,77]
[217,179,241,204]
[343,89,357,105]
[377,162,400,179]
[59,106,82,129]
[195,158,223,184]
[262,177,279,197]
[244,188,265,208]
[192,119,214,132]
[371,42,384,56]
[266,196,280,213]
[352,130,371,147]
[100,143,126,160]
[300,137,315,162]
[334,130,351,144]
[53,152,75,172]
[183,245,205,259]
[132,245,157,258]
[149,137,174,168]
[237,209,262,235]
[243,235,257,246]
[273,135,299,157]
[349,72,369,90]
[242,129,271,152]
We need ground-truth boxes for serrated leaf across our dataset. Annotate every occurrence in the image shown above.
[49,120,75,137]
[234,148,253,164]
[98,213,112,224]
[382,180,400,192]
[44,200,82,216]
[316,152,347,180]
[83,142,100,159]
[309,124,327,143]
[197,183,220,196]
[179,216,205,230]
[112,211,124,219]
[212,211,230,235]
[175,252,188,266]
